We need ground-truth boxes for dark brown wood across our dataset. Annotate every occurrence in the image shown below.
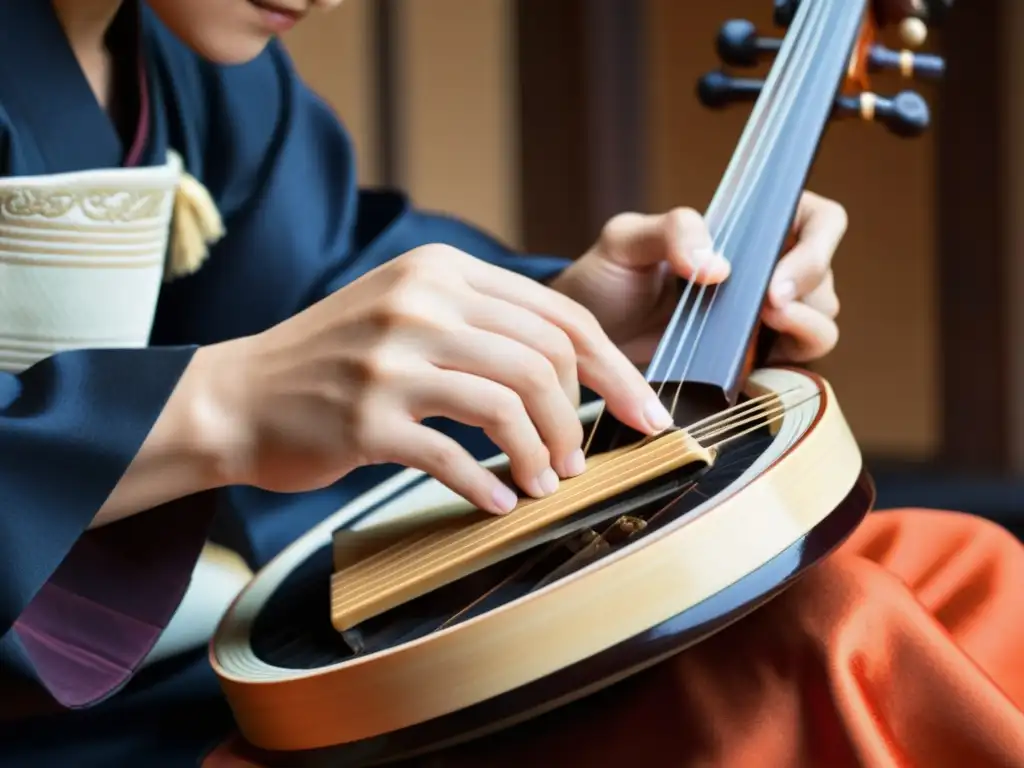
[514,0,646,258]
[935,0,1010,472]
[373,0,399,187]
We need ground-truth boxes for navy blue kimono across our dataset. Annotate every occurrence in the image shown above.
[0,1,568,765]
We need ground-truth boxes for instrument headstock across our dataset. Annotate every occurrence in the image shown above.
[698,0,952,139]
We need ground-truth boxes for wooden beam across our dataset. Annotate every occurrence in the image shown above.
[515,0,647,258]
[1006,0,1024,474]
[373,0,399,186]
[935,0,1011,472]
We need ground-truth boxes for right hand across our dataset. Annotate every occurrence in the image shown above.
[205,245,675,516]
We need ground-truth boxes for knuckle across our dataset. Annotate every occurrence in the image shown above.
[427,440,464,475]
[795,252,831,283]
[571,311,611,360]
[482,391,549,463]
[519,355,560,394]
[408,243,471,271]
[808,256,831,280]
[826,199,849,231]
[390,246,464,287]
[544,328,577,371]
[489,389,527,427]
[373,287,442,333]
[475,380,523,419]
[599,212,642,245]
[393,247,433,275]
[430,448,463,478]
[399,244,441,268]
[671,206,704,229]
[567,301,603,339]
[821,323,840,354]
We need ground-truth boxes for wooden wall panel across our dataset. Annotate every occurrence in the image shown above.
[393,0,520,247]
[284,0,519,244]
[1006,0,1024,473]
[282,0,380,185]
[514,0,646,259]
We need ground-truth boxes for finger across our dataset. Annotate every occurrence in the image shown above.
[462,295,581,409]
[762,301,840,363]
[454,256,676,434]
[800,272,840,319]
[769,193,847,307]
[428,329,585,481]
[407,368,563,499]
[376,420,522,516]
[596,208,730,282]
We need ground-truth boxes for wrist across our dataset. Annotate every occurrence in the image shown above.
[89,341,255,527]
[177,339,259,489]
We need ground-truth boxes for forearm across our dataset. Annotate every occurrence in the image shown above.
[91,344,239,527]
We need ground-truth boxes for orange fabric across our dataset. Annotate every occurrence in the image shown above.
[204,509,1024,768]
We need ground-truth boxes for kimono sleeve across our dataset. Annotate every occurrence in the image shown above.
[0,347,209,710]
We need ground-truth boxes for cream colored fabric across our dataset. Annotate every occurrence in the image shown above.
[0,152,244,662]
[0,153,180,373]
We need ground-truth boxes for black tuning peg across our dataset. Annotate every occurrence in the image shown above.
[773,0,799,28]
[716,20,782,68]
[697,71,763,109]
[834,90,931,138]
[697,71,931,138]
[867,44,945,80]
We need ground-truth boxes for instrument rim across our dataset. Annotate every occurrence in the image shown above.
[211,367,863,751]
[211,367,837,680]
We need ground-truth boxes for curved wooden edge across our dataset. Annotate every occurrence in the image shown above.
[212,369,863,752]
[232,471,874,768]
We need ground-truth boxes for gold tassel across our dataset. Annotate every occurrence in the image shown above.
[167,169,225,280]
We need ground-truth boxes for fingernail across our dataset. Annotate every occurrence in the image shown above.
[562,449,586,477]
[491,483,519,515]
[691,247,730,279]
[537,467,560,495]
[644,398,675,432]
[772,279,797,306]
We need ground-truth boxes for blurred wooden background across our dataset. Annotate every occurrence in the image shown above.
[283,0,1024,478]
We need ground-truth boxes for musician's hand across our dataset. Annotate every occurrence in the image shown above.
[549,191,846,365]
[759,191,846,362]
[203,245,673,516]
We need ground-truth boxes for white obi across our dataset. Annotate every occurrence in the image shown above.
[0,153,180,372]
[0,152,252,665]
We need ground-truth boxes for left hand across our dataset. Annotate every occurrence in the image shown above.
[549,191,847,366]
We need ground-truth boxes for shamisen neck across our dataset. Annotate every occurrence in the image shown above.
[644,0,867,422]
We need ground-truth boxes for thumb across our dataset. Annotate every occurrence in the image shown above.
[595,208,730,283]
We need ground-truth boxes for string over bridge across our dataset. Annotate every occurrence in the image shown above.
[329,429,714,633]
